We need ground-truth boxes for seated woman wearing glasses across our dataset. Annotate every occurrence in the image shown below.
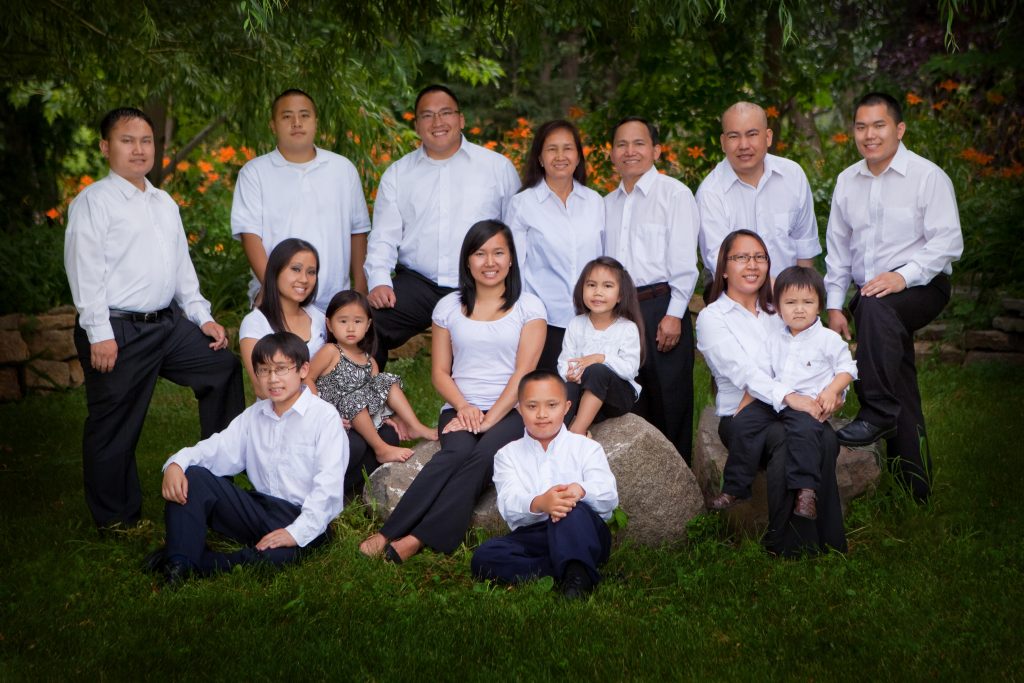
[695,229,847,556]
[359,219,546,564]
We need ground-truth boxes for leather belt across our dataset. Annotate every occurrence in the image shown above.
[108,308,173,323]
[636,283,670,301]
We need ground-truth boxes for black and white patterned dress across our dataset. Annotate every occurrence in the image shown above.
[315,347,402,427]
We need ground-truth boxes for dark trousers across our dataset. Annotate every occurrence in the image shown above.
[380,409,523,553]
[633,290,694,461]
[725,401,824,498]
[471,503,612,585]
[849,274,950,501]
[537,324,566,373]
[344,423,400,495]
[719,416,847,557]
[164,466,327,574]
[74,307,244,527]
[372,267,456,370]
[565,363,637,427]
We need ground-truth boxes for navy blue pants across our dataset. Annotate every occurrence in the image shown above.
[471,503,612,585]
[164,466,328,575]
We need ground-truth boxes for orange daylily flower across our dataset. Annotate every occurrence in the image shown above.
[568,106,585,120]
[906,92,923,106]
[80,175,94,186]
[218,146,237,163]
[775,140,789,152]
[987,91,1006,105]
[197,160,214,173]
[932,100,948,111]
[45,208,60,220]
[765,106,780,119]
[831,132,849,144]
[469,126,482,135]
[484,141,498,150]
[162,156,171,168]
[938,79,959,92]
[240,146,256,161]
[960,148,994,165]
[402,111,415,121]
[686,146,705,159]
[176,160,191,172]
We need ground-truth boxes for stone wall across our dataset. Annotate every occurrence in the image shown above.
[0,306,82,401]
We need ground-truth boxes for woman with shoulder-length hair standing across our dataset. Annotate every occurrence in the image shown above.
[359,219,546,563]
[696,229,846,556]
[505,119,605,372]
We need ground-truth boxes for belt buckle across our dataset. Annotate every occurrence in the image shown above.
[142,311,158,323]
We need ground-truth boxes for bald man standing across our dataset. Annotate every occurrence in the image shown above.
[696,102,820,282]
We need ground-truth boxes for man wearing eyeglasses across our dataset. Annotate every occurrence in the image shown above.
[365,84,520,370]
[825,92,963,502]
[696,102,820,287]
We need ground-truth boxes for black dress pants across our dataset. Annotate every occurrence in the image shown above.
[165,466,328,574]
[633,291,694,461]
[536,324,566,373]
[564,363,637,427]
[719,416,847,557]
[849,274,950,501]
[371,267,455,370]
[380,409,523,553]
[74,307,244,527]
[344,423,400,496]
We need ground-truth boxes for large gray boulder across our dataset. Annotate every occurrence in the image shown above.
[691,406,881,534]
[363,413,705,547]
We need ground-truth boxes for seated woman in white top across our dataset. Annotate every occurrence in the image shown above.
[695,229,846,556]
[505,119,604,372]
[359,220,546,563]
[239,238,326,397]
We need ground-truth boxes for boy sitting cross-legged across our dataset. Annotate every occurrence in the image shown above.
[148,331,348,586]
[471,370,619,599]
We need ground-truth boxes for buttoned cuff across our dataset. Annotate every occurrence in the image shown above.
[285,517,317,548]
[894,263,922,290]
[772,383,794,413]
[183,304,215,330]
[84,321,115,345]
[367,271,395,291]
[794,236,823,259]
[826,288,848,312]
[666,297,687,319]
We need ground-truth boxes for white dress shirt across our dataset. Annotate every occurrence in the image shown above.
[493,426,618,530]
[64,172,214,344]
[765,318,858,411]
[556,314,641,397]
[695,293,788,416]
[163,388,347,547]
[231,147,371,312]
[506,180,605,328]
[365,137,520,290]
[432,292,546,411]
[604,166,700,318]
[696,153,820,278]
[824,143,963,310]
[239,306,327,359]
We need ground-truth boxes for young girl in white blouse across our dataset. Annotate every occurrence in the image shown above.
[239,238,327,398]
[557,257,644,436]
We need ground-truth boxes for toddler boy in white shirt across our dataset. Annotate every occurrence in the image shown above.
[471,370,619,599]
[709,266,856,520]
[147,332,348,587]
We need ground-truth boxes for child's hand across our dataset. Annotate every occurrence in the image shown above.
[817,388,840,416]
[256,528,297,551]
[784,393,824,421]
[531,485,578,522]
[564,483,586,503]
[566,354,604,382]
[162,463,188,505]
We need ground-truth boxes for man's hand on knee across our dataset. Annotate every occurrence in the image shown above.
[201,321,229,350]
[162,463,188,505]
[860,272,906,299]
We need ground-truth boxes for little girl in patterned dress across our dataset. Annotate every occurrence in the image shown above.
[306,291,437,464]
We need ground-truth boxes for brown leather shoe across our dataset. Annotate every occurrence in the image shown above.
[707,492,738,510]
[793,488,817,520]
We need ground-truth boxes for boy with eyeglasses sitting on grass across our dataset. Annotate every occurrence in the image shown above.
[146,331,348,587]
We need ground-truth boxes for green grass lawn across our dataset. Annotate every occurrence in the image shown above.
[1,354,1021,680]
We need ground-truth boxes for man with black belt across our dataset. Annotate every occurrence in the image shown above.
[604,117,700,461]
[364,84,520,369]
[825,92,963,501]
[64,107,244,529]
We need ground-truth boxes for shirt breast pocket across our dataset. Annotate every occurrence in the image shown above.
[638,221,668,250]
[461,177,501,222]
[771,210,795,238]
[883,206,919,244]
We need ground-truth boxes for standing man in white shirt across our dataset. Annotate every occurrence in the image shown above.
[825,92,963,502]
[604,117,701,462]
[65,108,244,530]
[364,84,520,368]
[232,89,371,311]
[696,101,821,289]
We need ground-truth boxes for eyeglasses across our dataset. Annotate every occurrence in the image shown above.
[255,365,297,379]
[417,109,460,123]
[726,253,769,264]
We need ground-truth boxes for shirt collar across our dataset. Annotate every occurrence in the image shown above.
[107,171,155,199]
[721,154,779,190]
[521,424,569,454]
[614,165,659,197]
[783,317,823,339]
[258,384,314,420]
[532,178,584,204]
[268,146,328,169]
[720,292,767,318]
[413,134,471,166]
[855,141,909,178]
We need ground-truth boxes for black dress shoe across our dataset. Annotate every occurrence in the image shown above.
[142,546,168,574]
[837,419,897,447]
[559,561,594,600]
[162,559,194,588]
[383,543,403,565]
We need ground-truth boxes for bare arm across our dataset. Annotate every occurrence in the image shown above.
[350,232,368,295]
[240,233,269,285]
[430,323,482,432]
[239,337,265,399]
[304,345,340,396]
[478,319,546,431]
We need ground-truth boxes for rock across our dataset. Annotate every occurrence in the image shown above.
[963,351,1024,367]
[0,331,29,364]
[364,413,705,548]
[390,332,431,360]
[30,312,76,330]
[914,341,963,365]
[68,359,85,387]
[916,322,948,342]
[964,329,1022,352]
[47,304,78,315]
[0,314,20,331]
[25,359,71,390]
[993,316,1024,334]
[691,407,881,535]
[688,292,705,315]
[23,329,77,360]
[0,367,21,402]
[1002,298,1024,315]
